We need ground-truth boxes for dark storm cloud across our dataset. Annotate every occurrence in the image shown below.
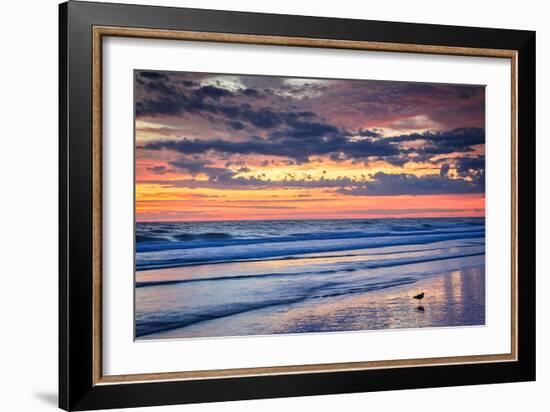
[242,88,261,98]
[240,108,283,129]
[227,120,245,130]
[337,171,484,196]
[228,108,315,130]
[379,155,411,167]
[147,165,169,175]
[439,163,450,178]
[268,119,342,140]
[455,156,485,177]
[168,157,213,175]
[140,127,482,165]
[356,129,382,138]
[140,168,484,196]
[181,80,198,87]
[193,85,233,100]
[138,71,167,79]
[136,72,485,131]
[387,128,484,155]
[168,156,237,182]
[136,77,319,132]
[136,98,182,116]
[137,78,179,100]
[135,74,484,159]
[141,132,399,163]
[457,86,482,100]
[141,175,359,190]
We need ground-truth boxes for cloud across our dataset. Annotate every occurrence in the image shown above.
[136,126,188,137]
[141,131,399,163]
[439,163,450,178]
[168,156,237,182]
[135,72,484,162]
[242,88,261,98]
[356,129,382,138]
[181,79,198,87]
[455,156,485,177]
[135,71,485,131]
[193,85,233,100]
[140,167,484,196]
[457,86,483,100]
[136,77,320,133]
[147,165,169,174]
[138,71,167,79]
[136,97,184,117]
[135,72,487,200]
[337,171,484,196]
[387,128,485,155]
[140,175,358,190]
[136,77,178,99]
[387,115,439,131]
[140,127,482,165]
[168,156,213,175]
[240,108,283,129]
[268,119,342,140]
[140,127,483,167]
[227,120,245,130]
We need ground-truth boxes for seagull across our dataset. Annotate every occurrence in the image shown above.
[413,292,425,311]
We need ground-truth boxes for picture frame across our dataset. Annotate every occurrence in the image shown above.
[59,1,536,410]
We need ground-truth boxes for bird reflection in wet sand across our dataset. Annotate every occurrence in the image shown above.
[413,292,425,311]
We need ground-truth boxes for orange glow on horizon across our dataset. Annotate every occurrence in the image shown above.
[135,182,485,222]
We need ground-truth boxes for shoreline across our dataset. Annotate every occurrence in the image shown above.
[140,265,485,340]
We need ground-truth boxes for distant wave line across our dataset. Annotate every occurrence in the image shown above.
[136,231,485,271]
[135,244,468,272]
[136,227,485,253]
[136,250,485,288]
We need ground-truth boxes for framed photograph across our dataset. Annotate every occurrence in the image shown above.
[59,1,536,410]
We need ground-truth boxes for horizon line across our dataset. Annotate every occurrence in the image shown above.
[135,215,486,224]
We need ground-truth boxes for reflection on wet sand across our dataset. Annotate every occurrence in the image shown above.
[152,266,485,339]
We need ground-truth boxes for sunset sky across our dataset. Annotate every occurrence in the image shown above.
[135,71,485,222]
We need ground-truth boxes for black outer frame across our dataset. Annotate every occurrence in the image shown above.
[59,1,535,410]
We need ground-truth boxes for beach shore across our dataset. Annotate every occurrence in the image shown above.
[144,265,485,340]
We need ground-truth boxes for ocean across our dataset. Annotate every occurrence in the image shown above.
[135,217,486,339]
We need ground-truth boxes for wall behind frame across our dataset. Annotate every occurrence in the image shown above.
[0,0,546,411]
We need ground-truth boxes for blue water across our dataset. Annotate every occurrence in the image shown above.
[135,218,484,270]
[135,218,485,339]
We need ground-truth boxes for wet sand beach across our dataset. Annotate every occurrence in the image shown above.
[140,265,485,340]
